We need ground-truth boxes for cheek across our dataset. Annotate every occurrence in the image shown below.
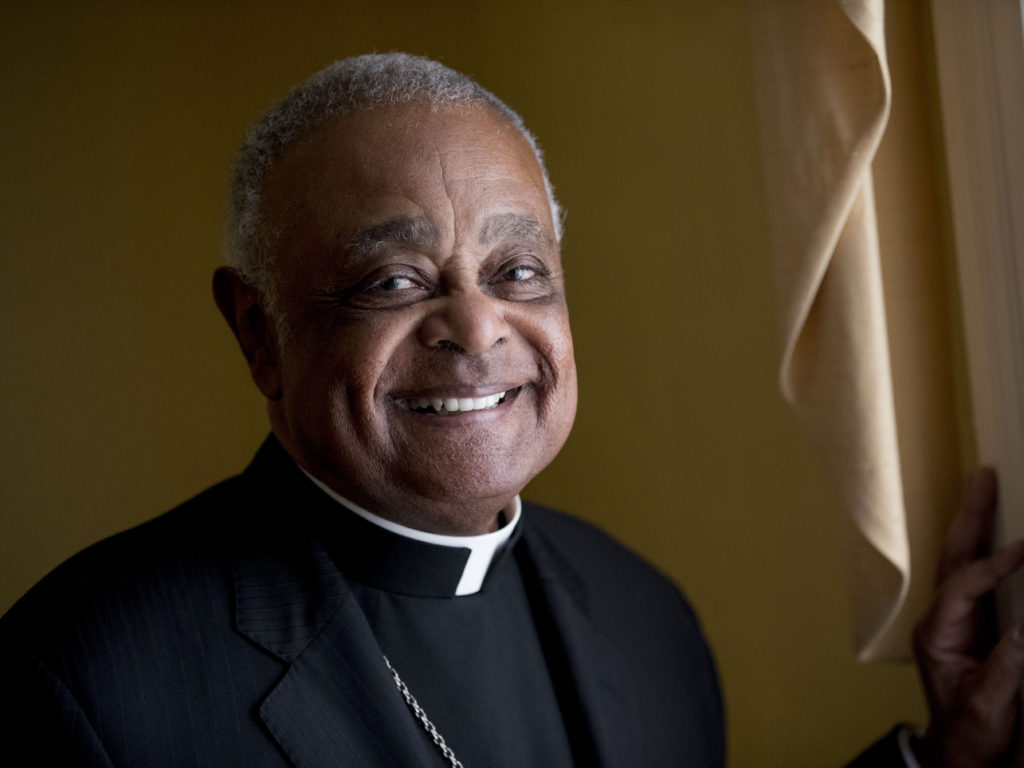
[530,309,578,419]
[551,355,578,437]
[300,313,415,386]
[276,330,392,449]
[540,308,575,373]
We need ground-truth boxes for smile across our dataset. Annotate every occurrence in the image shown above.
[398,390,510,415]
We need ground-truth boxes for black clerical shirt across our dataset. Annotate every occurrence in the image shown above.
[309,493,578,767]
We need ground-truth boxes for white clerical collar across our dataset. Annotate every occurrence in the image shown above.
[300,468,521,596]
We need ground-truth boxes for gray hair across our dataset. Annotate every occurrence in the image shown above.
[226,52,563,303]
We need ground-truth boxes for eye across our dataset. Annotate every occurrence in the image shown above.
[377,275,419,291]
[488,258,555,302]
[327,266,434,310]
[503,265,537,282]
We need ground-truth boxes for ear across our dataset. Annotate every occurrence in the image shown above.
[212,266,283,401]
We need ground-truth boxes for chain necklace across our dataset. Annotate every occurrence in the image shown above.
[383,655,465,768]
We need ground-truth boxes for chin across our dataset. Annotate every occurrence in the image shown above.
[409,469,527,508]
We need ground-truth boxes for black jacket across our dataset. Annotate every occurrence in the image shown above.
[0,436,724,767]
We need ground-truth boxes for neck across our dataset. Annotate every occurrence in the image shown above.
[294,464,513,536]
[304,468,521,541]
[301,468,522,597]
[270,423,516,535]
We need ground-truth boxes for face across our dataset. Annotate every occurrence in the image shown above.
[258,103,577,534]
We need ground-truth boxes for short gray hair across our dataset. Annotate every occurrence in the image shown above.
[226,52,563,301]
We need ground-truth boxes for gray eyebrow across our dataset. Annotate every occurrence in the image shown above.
[344,216,440,259]
[478,213,551,247]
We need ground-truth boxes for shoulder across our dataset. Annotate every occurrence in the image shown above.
[521,500,692,606]
[519,500,715,661]
[520,501,726,764]
[0,473,245,655]
[0,467,290,763]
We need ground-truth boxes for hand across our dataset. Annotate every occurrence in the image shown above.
[913,468,1024,768]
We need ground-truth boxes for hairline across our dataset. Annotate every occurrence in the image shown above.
[225,58,564,317]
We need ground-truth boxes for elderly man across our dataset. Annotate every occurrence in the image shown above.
[1,53,1022,768]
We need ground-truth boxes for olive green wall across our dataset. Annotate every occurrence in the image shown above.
[1,1,931,764]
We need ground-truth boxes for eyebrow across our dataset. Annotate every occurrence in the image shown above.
[478,213,551,247]
[343,216,440,259]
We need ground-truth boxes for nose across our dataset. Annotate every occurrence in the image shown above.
[417,287,510,355]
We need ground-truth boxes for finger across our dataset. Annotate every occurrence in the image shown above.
[966,619,1024,733]
[919,540,1024,654]
[937,468,998,585]
[943,539,1024,602]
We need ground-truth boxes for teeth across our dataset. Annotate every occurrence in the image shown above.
[404,391,507,415]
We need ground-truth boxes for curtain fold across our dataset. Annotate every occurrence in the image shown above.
[749,0,910,660]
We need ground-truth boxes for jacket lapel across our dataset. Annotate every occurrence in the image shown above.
[257,596,435,768]
[229,438,434,768]
[516,519,639,768]
[229,438,637,767]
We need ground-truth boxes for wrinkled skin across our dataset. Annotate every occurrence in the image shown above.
[914,468,1024,767]
[215,103,577,535]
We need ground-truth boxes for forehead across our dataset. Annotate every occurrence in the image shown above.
[260,103,553,251]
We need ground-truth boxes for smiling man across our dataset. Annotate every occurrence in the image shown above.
[4,53,1022,768]
[0,54,723,767]
[220,96,578,536]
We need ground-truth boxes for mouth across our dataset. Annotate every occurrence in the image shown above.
[395,387,519,416]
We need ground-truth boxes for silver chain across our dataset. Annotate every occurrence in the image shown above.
[383,655,465,768]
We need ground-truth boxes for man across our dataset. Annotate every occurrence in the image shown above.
[0,53,1020,767]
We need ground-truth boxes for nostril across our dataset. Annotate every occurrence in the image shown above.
[436,340,465,352]
[417,291,510,355]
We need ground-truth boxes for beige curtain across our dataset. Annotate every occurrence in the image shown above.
[749,0,944,661]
